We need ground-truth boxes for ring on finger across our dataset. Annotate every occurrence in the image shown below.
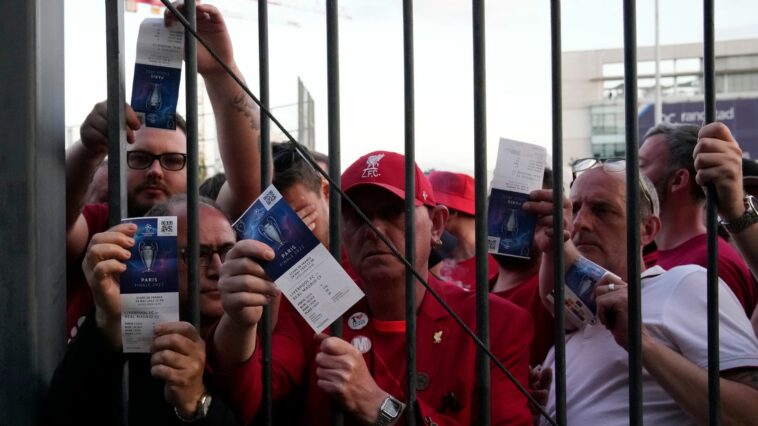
[608,283,616,292]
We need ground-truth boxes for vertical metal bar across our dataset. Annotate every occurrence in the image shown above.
[622,1,642,424]
[549,1,567,425]
[472,0,490,424]
[183,0,201,329]
[402,1,417,424]
[0,0,65,423]
[258,0,273,423]
[653,0,662,124]
[308,97,316,147]
[106,0,127,226]
[298,78,305,146]
[703,1,721,424]
[105,2,129,423]
[326,1,344,425]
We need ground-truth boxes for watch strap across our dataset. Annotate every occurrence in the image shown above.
[720,195,758,234]
[174,391,212,423]
[374,395,405,426]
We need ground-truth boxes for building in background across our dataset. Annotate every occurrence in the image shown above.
[297,77,316,150]
[563,38,758,163]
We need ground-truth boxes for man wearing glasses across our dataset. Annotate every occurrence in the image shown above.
[64,4,265,342]
[47,195,240,424]
[526,162,758,425]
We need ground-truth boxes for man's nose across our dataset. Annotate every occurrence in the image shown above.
[359,214,390,243]
[205,252,223,278]
[146,158,164,179]
[572,206,592,232]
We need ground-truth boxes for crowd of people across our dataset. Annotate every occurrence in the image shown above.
[45,3,758,425]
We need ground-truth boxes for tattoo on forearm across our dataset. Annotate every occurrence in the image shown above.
[232,92,260,131]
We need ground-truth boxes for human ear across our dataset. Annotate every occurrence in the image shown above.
[429,205,449,243]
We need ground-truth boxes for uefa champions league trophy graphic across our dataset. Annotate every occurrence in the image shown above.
[503,209,519,237]
[233,221,247,238]
[146,83,162,112]
[259,216,285,249]
[139,240,159,273]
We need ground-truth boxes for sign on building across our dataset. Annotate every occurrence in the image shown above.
[639,99,758,158]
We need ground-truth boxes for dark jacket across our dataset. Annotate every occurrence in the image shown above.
[45,311,239,426]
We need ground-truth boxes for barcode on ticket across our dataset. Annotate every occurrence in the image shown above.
[158,217,177,236]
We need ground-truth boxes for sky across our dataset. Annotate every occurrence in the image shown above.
[64,0,758,175]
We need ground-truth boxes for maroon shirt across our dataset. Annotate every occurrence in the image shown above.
[67,203,110,341]
[493,274,555,366]
[657,234,757,316]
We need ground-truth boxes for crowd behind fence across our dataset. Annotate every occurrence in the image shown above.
[6,0,736,424]
[110,0,724,424]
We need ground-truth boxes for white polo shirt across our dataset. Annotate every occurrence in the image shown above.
[542,265,758,425]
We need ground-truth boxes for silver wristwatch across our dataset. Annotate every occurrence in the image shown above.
[374,395,405,426]
[174,391,212,423]
[719,195,758,234]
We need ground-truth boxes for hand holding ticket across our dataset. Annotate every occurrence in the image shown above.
[547,256,611,328]
[488,138,546,258]
[131,18,184,129]
[233,185,364,333]
[120,216,180,353]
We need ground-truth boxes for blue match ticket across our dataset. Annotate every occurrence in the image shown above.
[120,216,179,353]
[549,256,610,327]
[487,138,546,258]
[131,18,183,130]
[233,185,364,333]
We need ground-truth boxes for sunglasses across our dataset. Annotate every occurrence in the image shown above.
[570,157,626,182]
[570,157,658,216]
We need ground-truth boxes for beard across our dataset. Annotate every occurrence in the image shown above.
[127,179,174,217]
[654,181,668,206]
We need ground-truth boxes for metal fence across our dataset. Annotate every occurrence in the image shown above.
[0,0,724,424]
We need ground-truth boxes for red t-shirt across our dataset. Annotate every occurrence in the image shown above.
[657,234,757,316]
[369,320,408,399]
[493,275,555,366]
[642,242,659,268]
[208,276,534,425]
[437,255,499,291]
[66,203,110,341]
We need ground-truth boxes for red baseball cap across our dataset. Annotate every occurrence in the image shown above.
[428,171,475,216]
[342,151,436,207]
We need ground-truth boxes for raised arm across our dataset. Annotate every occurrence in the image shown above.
[81,222,138,349]
[523,189,576,315]
[167,4,269,219]
[694,122,758,280]
[66,102,140,262]
[211,239,279,372]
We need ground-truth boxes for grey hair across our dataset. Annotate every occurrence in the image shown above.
[642,122,703,201]
[639,174,660,219]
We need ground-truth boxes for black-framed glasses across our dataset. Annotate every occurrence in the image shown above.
[180,244,234,267]
[127,151,187,171]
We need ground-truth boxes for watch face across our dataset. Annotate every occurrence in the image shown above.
[748,195,758,214]
[382,398,401,417]
[199,393,212,417]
